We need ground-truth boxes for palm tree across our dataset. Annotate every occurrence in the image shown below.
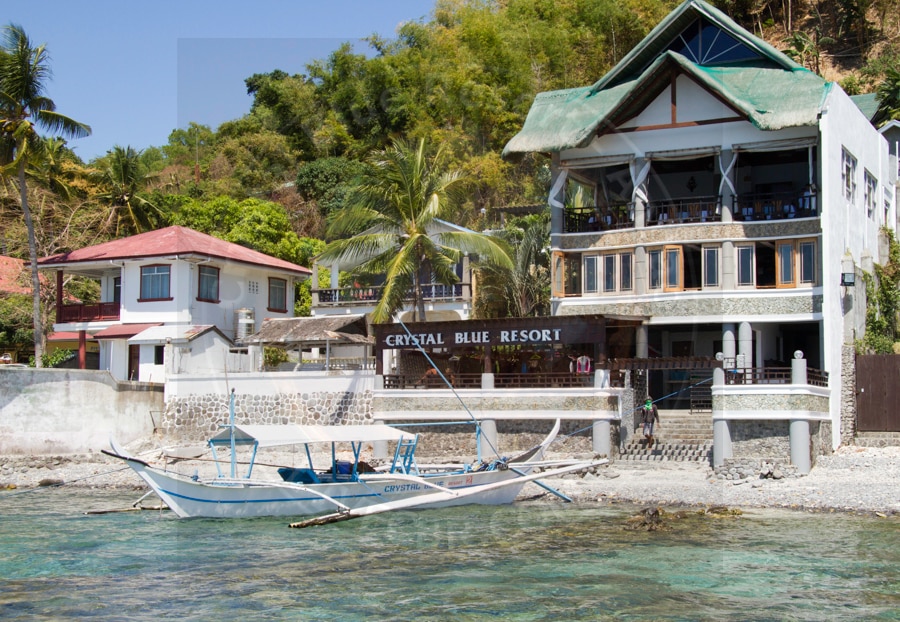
[318,138,512,322]
[474,214,550,318]
[94,145,163,235]
[875,66,900,126]
[0,24,90,367]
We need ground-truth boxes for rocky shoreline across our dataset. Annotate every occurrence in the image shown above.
[2,444,898,517]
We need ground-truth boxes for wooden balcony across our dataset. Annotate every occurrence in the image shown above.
[57,302,120,323]
[563,204,634,233]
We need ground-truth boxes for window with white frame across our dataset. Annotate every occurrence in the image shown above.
[702,246,719,288]
[648,249,662,290]
[620,252,633,291]
[583,255,598,293]
[864,170,878,216]
[842,147,857,202]
[736,245,755,287]
[799,240,816,284]
[602,254,616,292]
[140,264,171,300]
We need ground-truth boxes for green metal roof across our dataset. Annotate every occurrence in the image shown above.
[502,0,831,158]
[850,93,879,122]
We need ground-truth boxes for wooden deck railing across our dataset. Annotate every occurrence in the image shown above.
[57,302,120,323]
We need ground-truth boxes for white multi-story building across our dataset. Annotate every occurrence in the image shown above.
[504,0,896,450]
[39,225,310,382]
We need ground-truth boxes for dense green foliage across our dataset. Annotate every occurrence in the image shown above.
[860,229,900,354]
[1,0,899,356]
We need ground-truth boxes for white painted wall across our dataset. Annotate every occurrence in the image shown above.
[0,368,163,454]
[164,370,376,400]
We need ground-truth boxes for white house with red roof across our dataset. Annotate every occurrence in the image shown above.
[38,226,311,382]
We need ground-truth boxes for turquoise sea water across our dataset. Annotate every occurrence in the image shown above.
[1,489,897,621]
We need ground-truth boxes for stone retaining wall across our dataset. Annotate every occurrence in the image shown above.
[160,391,373,444]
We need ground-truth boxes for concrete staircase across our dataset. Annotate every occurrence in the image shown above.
[619,409,713,463]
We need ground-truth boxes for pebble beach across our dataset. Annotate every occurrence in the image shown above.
[3,443,898,517]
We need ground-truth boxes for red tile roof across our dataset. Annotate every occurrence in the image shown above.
[0,256,30,295]
[92,323,162,339]
[38,226,311,276]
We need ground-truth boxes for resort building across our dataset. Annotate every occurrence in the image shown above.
[502,0,897,455]
[38,226,311,382]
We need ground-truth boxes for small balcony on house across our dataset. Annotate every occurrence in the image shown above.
[563,203,635,233]
[732,189,818,221]
[314,282,471,307]
[646,195,721,226]
[56,301,120,323]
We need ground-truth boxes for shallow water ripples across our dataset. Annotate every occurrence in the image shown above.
[0,490,898,620]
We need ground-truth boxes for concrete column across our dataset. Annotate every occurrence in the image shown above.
[721,240,735,289]
[636,324,649,358]
[480,419,498,458]
[790,419,811,474]
[791,352,807,385]
[722,324,736,361]
[330,264,339,289]
[712,366,731,467]
[595,369,610,388]
[738,322,752,368]
[713,419,732,467]
[481,373,494,390]
[592,420,611,457]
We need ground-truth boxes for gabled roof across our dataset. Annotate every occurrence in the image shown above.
[851,93,880,122]
[38,226,311,277]
[502,0,830,157]
[244,315,371,346]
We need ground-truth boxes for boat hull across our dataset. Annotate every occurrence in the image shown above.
[125,459,531,519]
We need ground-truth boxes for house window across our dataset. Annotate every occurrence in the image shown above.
[113,277,121,304]
[664,245,682,291]
[842,148,857,202]
[799,240,816,284]
[268,277,287,312]
[736,245,755,287]
[864,170,878,216]
[776,241,795,288]
[140,265,171,301]
[620,252,633,291]
[602,254,616,292]
[198,265,220,302]
[583,255,598,293]
[702,246,719,288]
[154,345,165,365]
[648,249,662,290]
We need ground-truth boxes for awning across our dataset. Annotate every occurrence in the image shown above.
[243,315,371,346]
[210,424,414,448]
[128,325,218,344]
[560,153,634,169]
[92,323,162,339]
[645,146,720,160]
[732,137,817,152]
[48,331,96,341]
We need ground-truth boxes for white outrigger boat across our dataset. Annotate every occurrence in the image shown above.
[104,400,603,525]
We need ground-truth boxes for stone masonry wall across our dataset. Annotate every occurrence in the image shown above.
[160,391,373,444]
[840,344,856,446]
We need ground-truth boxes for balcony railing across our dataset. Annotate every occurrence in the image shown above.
[563,204,634,233]
[646,195,721,226]
[57,302,120,323]
[732,190,818,221]
[725,366,828,386]
[316,283,470,305]
[383,373,483,389]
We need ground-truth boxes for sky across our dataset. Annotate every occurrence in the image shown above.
[4,0,436,161]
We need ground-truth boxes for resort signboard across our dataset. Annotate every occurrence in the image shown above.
[374,316,606,350]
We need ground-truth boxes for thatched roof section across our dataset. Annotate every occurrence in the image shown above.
[243,315,372,346]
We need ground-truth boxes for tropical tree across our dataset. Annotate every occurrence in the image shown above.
[318,138,512,323]
[875,66,900,125]
[474,214,550,318]
[0,24,90,367]
[93,145,163,235]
